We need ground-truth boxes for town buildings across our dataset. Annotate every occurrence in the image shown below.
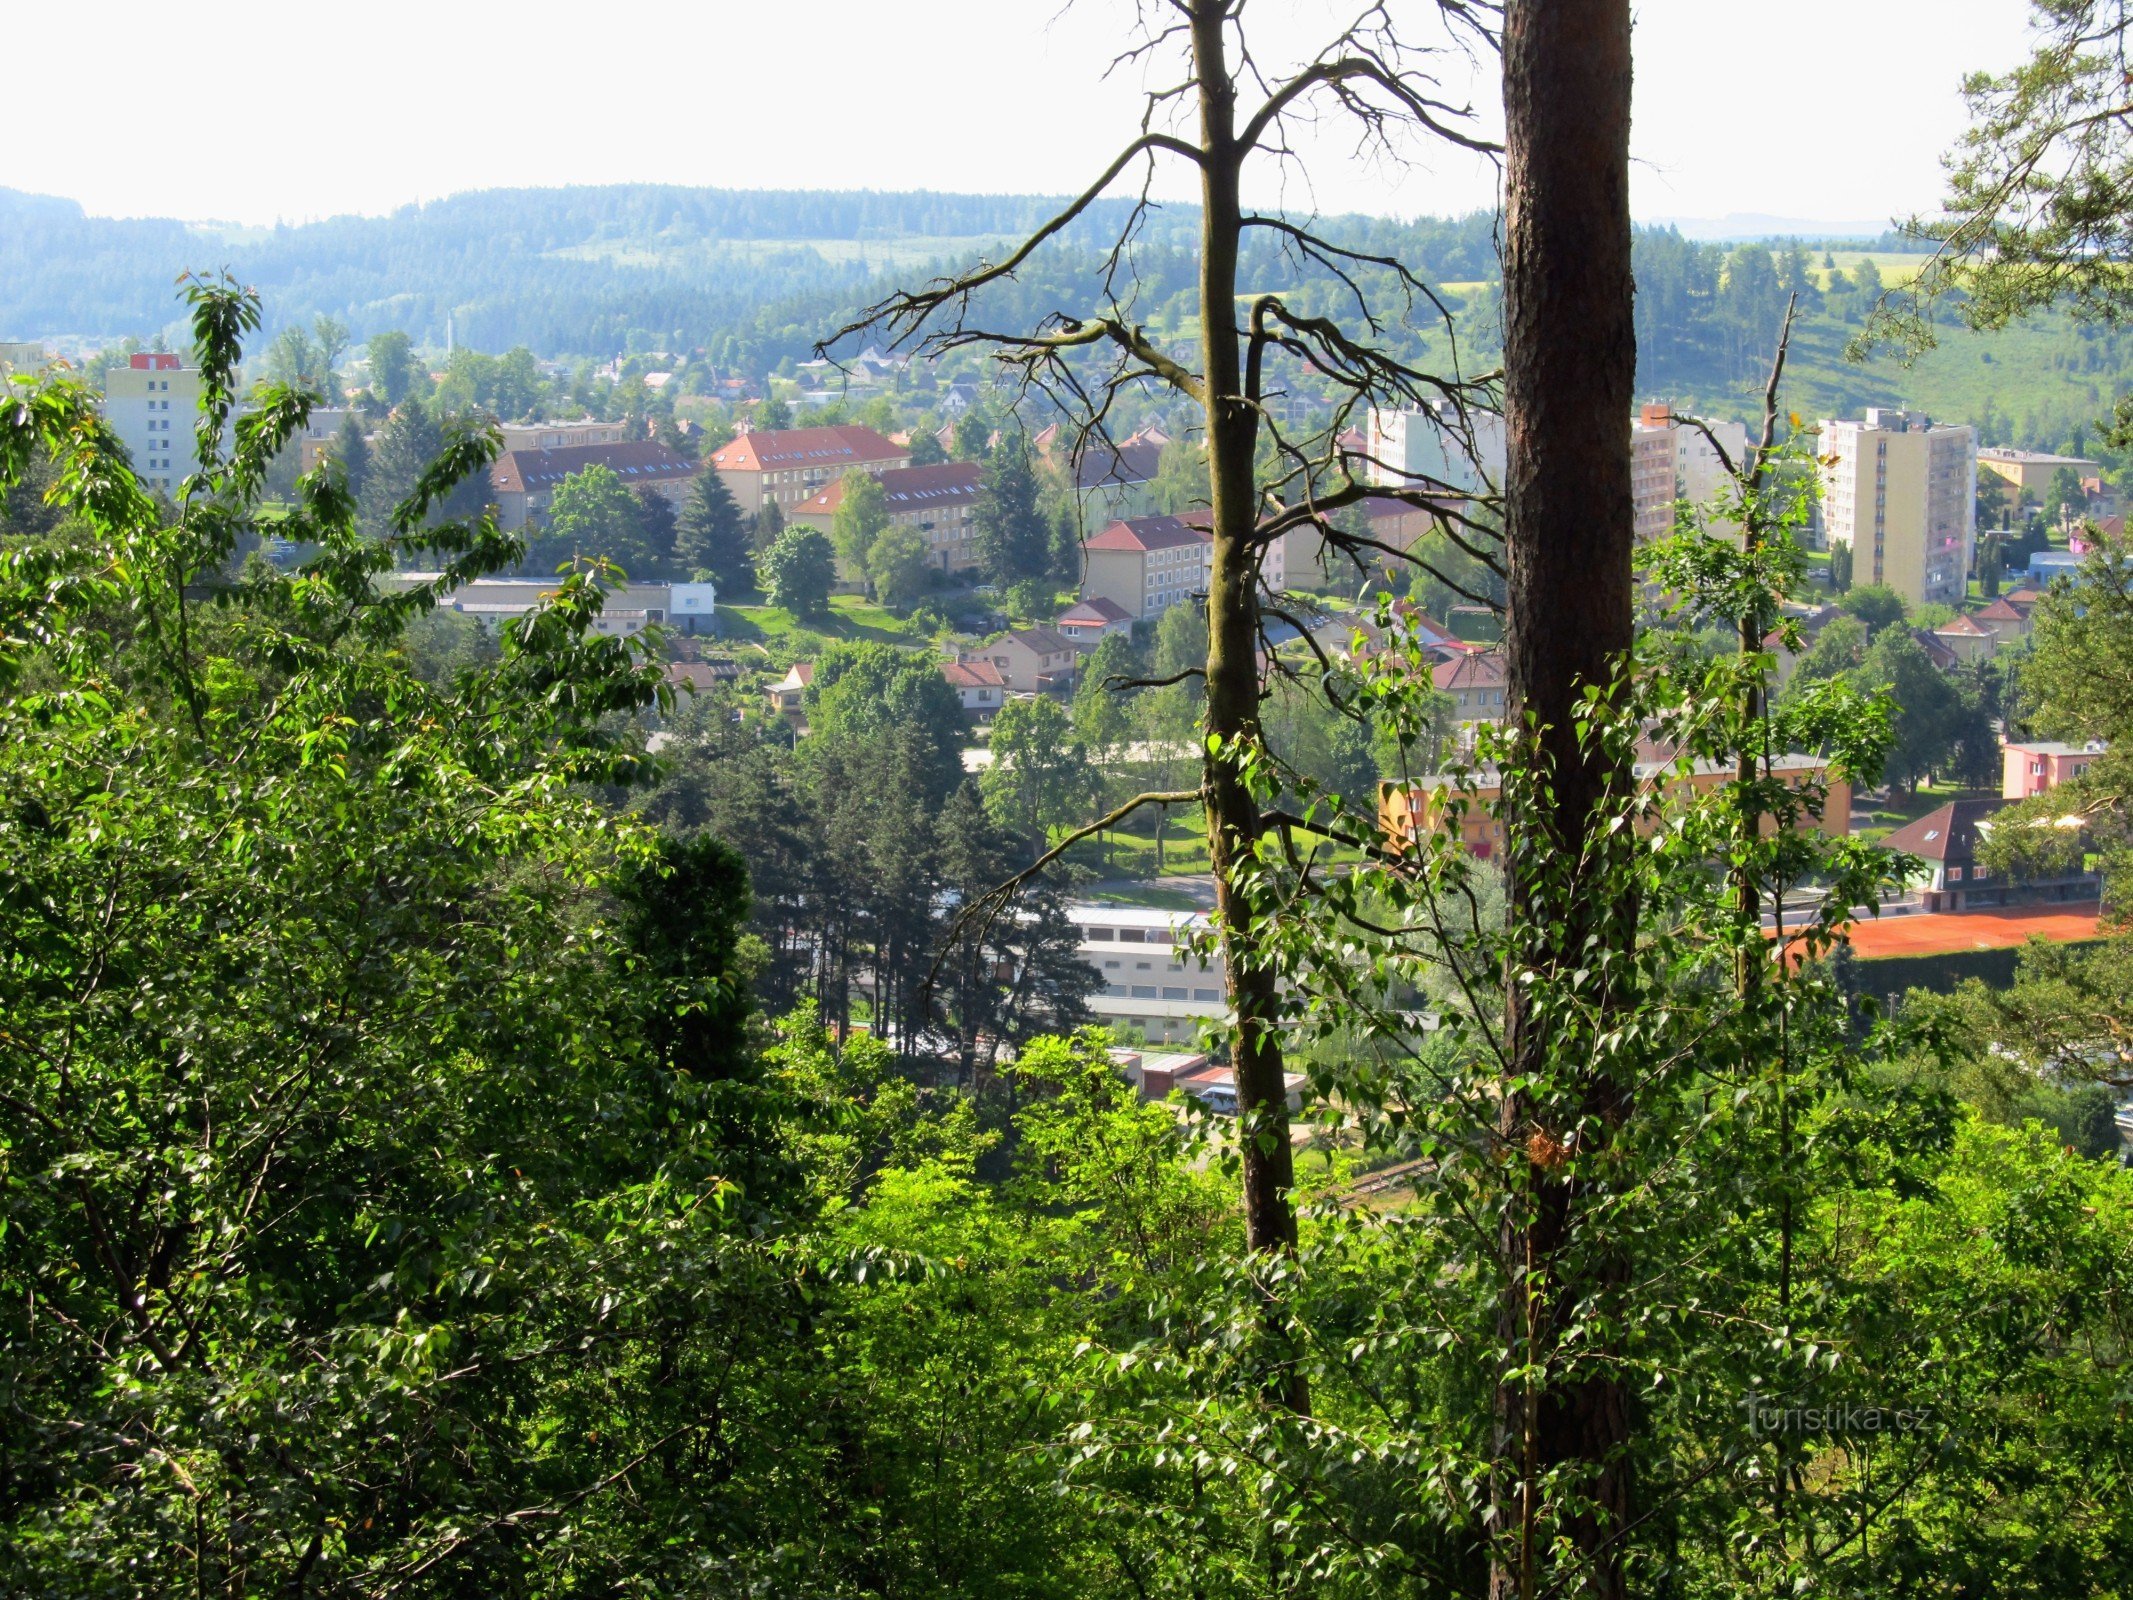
[1054,595,1136,644]
[1365,401,1507,496]
[790,461,984,573]
[389,575,715,636]
[1434,650,1508,727]
[1382,753,1852,862]
[1632,402,1748,542]
[958,627,1078,694]
[0,341,49,376]
[940,658,1008,715]
[2002,740,2106,800]
[1976,446,2099,510]
[766,662,814,725]
[1883,797,2099,913]
[498,418,631,452]
[1080,515,1213,620]
[1817,409,1978,607]
[710,425,907,515]
[487,440,697,532]
[104,352,200,496]
[1048,430,1165,527]
[1069,905,1227,1048]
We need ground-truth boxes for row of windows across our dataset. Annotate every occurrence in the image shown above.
[1107,983,1222,1002]
[1083,926,1174,944]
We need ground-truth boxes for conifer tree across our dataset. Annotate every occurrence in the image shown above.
[675,468,751,590]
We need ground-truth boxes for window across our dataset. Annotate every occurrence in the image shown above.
[1086,928,1114,941]
[1193,988,1221,1002]
[1131,985,1157,999]
[1117,929,1146,943]
[1162,987,1188,1001]
[1102,959,1120,969]
[1947,867,1963,882]
[1135,961,1151,971]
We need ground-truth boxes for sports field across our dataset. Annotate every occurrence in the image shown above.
[1836,902,2102,958]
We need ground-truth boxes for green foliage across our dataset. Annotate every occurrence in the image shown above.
[972,441,1049,587]
[364,328,421,405]
[530,462,676,578]
[806,640,970,806]
[756,524,835,618]
[830,466,891,583]
[1990,529,2133,897]
[675,466,751,589]
[1841,581,1909,635]
[980,693,1088,839]
[866,520,932,611]
[0,276,815,1592]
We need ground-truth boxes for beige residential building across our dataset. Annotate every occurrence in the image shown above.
[959,627,1078,694]
[1081,515,1213,620]
[104,352,202,495]
[707,424,907,515]
[486,440,697,531]
[791,461,983,573]
[1977,447,2098,509]
[1632,402,1749,542]
[1817,409,1976,607]
[499,417,632,452]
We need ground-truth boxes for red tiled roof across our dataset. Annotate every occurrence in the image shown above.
[1975,597,2028,622]
[1071,439,1163,491]
[1058,596,1135,625]
[490,440,696,495]
[795,460,983,518]
[708,425,905,474]
[941,659,1007,690]
[1432,651,1506,692]
[1882,798,2006,863]
[1084,514,1209,553]
[1936,613,1994,636]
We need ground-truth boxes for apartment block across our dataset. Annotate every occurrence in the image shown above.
[707,424,907,515]
[105,352,201,496]
[1081,514,1213,620]
[1631,402,1749,542]
[487,440,698,531]
[1365,401,1507,496]
[1069,904,1226,1048]
[1817,409,1976,607]
[2002,739,2106,800]
[791,460,983,573]
[498,417,632,452]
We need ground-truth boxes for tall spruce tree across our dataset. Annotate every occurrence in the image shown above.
[971,442,1048,587]
[675,468,751,590]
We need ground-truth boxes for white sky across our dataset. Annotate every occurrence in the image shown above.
[12,0,2035,230]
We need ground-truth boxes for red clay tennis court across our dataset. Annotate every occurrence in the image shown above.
[1825,902,2104,958]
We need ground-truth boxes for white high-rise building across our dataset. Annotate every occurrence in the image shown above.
[104,352,204,496]
[1818,408,1977,607]
[1366,401,1508,496]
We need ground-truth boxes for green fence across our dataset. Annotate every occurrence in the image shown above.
[1857,939,2106,999]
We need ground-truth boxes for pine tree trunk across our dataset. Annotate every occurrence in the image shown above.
[1190,1,1306,1416]
[1493,0,1636,1594]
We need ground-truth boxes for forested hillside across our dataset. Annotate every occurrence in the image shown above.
[7,181,2126,456]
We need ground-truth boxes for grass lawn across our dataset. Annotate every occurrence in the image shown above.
[1082,883,1208,911]
[719,595,930,648]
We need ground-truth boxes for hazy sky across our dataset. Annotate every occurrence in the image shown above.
[15,0,2035,228]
